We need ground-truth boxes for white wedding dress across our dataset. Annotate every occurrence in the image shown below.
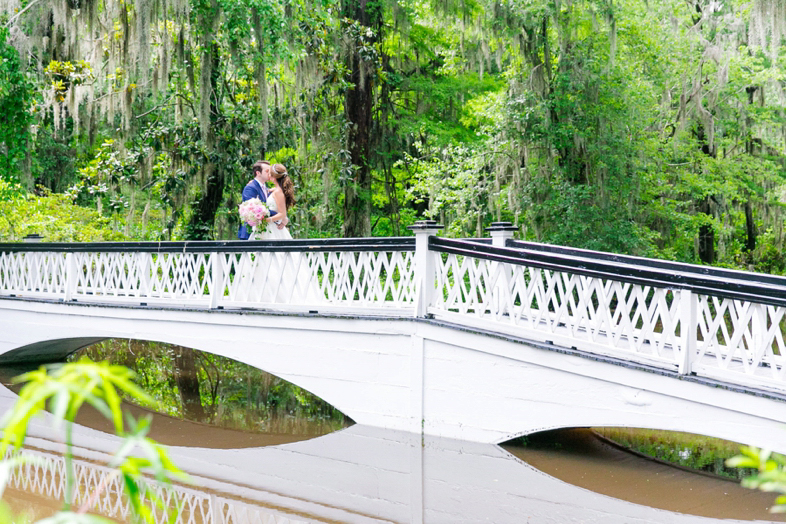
[241,191,319,304]
[249,191,292,241]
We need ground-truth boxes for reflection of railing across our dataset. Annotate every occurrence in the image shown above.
[8,448,308,524]
[2,222,786,393]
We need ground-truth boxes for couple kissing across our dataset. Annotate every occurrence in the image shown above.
[238,160,295,241]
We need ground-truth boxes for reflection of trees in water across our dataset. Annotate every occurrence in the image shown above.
[593,428,755,480]
[70,340,350,434]
[516,427,754,481]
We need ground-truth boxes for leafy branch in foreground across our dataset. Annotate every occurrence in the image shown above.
[0,357,190,524]
[726,447,786,513]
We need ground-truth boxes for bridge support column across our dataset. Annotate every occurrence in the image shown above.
[408,221,443,318]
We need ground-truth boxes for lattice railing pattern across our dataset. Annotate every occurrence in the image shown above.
[692,296,786,387]
[4,236,786,391]
[0,248,416,310]
[0,252,68,296]
[220,250,416,308]
[6,449,307,524]
[430,253,685,367]
[72,252,214,302]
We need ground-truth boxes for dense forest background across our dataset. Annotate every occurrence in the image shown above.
[1,0,786,271]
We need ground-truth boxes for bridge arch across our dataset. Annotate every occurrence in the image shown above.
[3,298,786,451]
[0,299,415,431]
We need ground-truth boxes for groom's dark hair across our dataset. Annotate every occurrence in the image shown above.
[252,160,270,176]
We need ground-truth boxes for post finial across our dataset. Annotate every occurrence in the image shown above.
[484,222,519,233]
[407,220,444,232]
[485,222,517,247]
[23,233,44,243]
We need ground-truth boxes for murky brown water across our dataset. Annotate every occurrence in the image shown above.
[504,428,779,521]
[71,400,329,449]
[3,487,63,522]
[0,364,343,449]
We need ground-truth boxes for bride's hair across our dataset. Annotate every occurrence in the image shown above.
[271,163,295,209]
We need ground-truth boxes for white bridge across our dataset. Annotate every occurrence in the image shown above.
[2,222,786,450]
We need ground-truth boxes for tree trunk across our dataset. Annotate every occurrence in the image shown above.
[173,346,205,421]
[698,196,715,264]
[252,8,269,154]
[745,198,757,252]
[342,0,379,237]
[186,29,223,240]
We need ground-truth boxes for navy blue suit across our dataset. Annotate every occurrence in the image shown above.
[238,179,268,240]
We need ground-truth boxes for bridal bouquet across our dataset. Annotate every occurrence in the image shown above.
[238,198,270,233]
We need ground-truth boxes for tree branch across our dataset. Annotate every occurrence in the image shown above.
[4,0,45,27]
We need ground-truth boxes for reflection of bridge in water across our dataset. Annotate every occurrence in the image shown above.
[2,222,786,450]
[2,379,777,524]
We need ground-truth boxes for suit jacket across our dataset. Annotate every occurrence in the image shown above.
[237,179,268,240]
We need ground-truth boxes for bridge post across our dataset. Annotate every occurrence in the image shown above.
[209,253,224,309]
[486,221,518,248]
[678,289,698,375]
[64,253,77,302]
[486,222,519,314]
[408,221,443,318]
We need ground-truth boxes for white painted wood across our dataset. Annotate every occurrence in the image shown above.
[410,334,425,434]
[209,252,223,309]
[2,300,786,449]
[412,230,437,317]
[3,241,786,400]
[678,289,697,375]
[64,252,76,302]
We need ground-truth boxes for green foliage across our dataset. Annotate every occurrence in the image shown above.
[1,358,152,453]
[44,60,93,103]
[3,0,786,275]
[0,26,33,185]
[30,127,78,193]
[727,447,786,513]
[0,190,123,242]
[0,179,24,203]
[0,358,189,523]
[69,139,135,216]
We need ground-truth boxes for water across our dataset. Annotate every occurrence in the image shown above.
[0,366,781,523]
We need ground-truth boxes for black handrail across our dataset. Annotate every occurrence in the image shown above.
[0,237,416,254]
[430,237,786,307]
[507,239,786,288]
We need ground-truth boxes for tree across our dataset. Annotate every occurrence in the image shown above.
[0,25,32,186]
[340,1,383,237]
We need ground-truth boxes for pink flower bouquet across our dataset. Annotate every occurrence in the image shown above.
[238,197,270,234]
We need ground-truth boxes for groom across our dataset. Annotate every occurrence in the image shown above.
[238,160,287,239]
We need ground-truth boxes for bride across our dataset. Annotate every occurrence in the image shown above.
[257,163,294,240]
[245,163,318,303]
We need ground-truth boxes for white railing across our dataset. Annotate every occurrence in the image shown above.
[3,223,786,393]
[0,239,417,313]
[7,448,307,524]
[426,232,786,394]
